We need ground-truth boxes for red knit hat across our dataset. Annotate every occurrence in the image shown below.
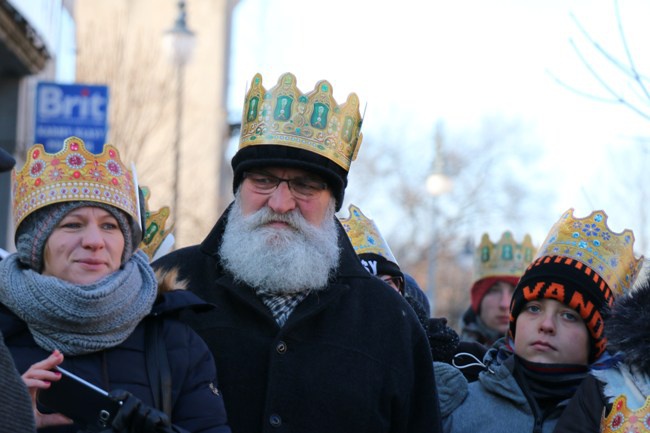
[470,275,520,313]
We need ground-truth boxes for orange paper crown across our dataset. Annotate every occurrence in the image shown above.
[12,136,139,230]
[239,72,363,171]
[536,208,643,296]
[339,204,398,265]
[475,231,536,280]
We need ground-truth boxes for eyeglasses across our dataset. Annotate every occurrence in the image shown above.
[243,171,328,200]
[380,275,405,293]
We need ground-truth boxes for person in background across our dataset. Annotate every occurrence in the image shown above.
[460,231,536,346]
[0,137,231,433]
[339,203,486,384]
[439,209,643,433]
[553,262,650,433]
[153,72,440,433]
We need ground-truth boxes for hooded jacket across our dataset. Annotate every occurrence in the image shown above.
[0,271,230,433]
[153,205,441,433]
[440,339,567,433]
[553,273,650,433]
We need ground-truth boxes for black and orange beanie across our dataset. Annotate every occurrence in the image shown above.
[508,255,614,362]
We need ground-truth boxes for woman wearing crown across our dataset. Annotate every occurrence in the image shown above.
[0,137,231,432]
[553,265,650,432]
[438,209,643,433]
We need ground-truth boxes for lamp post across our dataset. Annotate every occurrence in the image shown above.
[163,0,195,241]
[426,123,453,315]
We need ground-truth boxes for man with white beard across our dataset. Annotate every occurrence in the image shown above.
[153,72,441,433]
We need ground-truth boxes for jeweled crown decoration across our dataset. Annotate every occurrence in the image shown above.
[239,72,363,171]
[475,231,536,280]
[339,204,398,265]
[139,186,174,261]
[536,208,643,296]
[12,136,139,229]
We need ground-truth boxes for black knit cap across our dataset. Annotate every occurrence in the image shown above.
[358,252,403,279]
[508,255,614,362]
[231,144,348,211]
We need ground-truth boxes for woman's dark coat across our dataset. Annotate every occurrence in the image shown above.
[0,288,230,433]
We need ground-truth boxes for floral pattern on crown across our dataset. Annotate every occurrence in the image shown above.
[475,231,536,280]
[339,204,398,265]
[536,208,643,297]
[239,72,363,171]
[12,136,138,229]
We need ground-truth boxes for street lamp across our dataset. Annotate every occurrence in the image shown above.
[163,0,195,243]
[426,123,453,315]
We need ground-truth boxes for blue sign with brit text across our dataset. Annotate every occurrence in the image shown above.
[34,82,109,153]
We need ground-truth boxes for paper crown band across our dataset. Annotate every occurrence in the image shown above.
[139,186,175,262]
[535,208,643,297]
[12,136,139,232]
[475,231,536,280]
[239,72,363,172]
[339,204,398,265]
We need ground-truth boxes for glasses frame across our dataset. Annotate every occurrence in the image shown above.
[242,171,328,200]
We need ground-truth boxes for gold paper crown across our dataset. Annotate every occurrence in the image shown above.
[475,231,536,280]
[139,186,175,261]
[239,72,363,171]
[600,395,650,433]
[338,204,398,265]
[536,208,643,297]
[12,136,139,230]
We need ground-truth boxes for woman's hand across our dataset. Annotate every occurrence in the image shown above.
[21,350,73,428]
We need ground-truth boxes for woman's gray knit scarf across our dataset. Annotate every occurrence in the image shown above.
[0,250,157,355]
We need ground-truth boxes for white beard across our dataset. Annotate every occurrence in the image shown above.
[219,194,340,294]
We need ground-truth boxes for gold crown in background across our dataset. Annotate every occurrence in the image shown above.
[239,72,363,171]
[339,204,398,265]
[12,136,139,229]
[475,231,536,280]
[139,186,175,262]
[537,208,643,296]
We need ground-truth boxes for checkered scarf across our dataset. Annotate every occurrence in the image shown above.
[258,292,308,327]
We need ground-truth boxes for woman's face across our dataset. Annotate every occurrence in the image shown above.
[42,206,125,285]
[514,298,589,365]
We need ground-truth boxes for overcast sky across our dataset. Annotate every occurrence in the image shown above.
[229,0,650,251]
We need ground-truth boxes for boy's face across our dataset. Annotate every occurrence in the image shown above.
[479,280,515,334]
[514,298,589,365]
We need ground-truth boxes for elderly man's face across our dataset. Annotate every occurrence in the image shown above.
[239,166,333,227]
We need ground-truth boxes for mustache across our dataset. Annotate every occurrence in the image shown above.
[248,207,309,231]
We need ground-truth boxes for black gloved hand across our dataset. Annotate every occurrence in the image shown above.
[106,390,185,433]
[426,317,460,364]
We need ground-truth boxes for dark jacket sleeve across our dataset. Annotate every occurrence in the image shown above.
[0,331,35,432]
[164,319,231,433]
[553,374,605,433]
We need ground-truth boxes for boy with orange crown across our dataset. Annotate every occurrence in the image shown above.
[438,209,643,433]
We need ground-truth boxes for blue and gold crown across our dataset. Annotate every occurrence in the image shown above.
[12,136,139,230]
[475,231,536,280]
[239,72,363,171]
[536,208,643,296]
[339,204,398,265]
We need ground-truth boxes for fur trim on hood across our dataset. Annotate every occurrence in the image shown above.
[155,267,187,295]
[606,262,650,374]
